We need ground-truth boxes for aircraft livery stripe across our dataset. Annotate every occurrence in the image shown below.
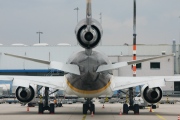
[66,80,111,94]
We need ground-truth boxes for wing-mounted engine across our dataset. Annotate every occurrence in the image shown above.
[141,85,162,104]
[75,19,103,49]
[16,85,35,103]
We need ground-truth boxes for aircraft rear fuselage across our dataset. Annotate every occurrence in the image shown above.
[65,50,113,97]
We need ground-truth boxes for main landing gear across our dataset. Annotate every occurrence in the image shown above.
[38,87,55,114]
[83,98,95,114]
[123,87,139,114]
[123,104,139,114]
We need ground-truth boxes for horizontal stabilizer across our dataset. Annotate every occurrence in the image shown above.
[97,54,174,72]
[50,61,80,75]
[4,53,50,64]
[4,53,80,75]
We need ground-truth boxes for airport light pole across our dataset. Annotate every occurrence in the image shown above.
[99,12,102,25]
[74,7,79,45]
[36,31,43,43]
[179,16,180,44]
[74,7,79,23]
[99,12,102,45]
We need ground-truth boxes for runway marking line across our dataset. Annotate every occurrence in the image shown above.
[82,114,86,120]
[148,107,166,120]
[156,114,166,120]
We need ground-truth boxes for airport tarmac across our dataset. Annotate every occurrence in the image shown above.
[0,98,180,120]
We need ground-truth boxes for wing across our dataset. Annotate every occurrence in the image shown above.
[112,76,180,91]
[4,53,80,75]
[97,54,174,72]
[0,75,66,90]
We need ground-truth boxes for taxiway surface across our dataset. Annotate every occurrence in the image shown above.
[0,98,180,120]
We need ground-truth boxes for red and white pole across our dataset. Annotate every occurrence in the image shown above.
[133,0,137,77]
[129,0,137,109]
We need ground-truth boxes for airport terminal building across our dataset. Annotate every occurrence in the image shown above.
[0,42,180,93]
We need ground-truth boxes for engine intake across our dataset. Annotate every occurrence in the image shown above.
[75,19,103,49]
[85,32,93,41]
[141,85,162,104]
[16,86,35,103]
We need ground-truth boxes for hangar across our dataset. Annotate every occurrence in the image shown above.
[0,41,179,93]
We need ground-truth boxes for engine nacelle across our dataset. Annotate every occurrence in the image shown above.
[15,86,35,103]
[141,85,162,104]
[75,19,103,49]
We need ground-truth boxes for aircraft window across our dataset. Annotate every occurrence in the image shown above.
[136,63,141,69]
[174,82,180,91]
[150,62,160,69]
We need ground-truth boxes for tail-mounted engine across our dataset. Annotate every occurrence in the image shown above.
[141,85,162,104]
[75,19,103,49]
[15,86,35,103]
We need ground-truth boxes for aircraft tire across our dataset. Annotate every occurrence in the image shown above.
[58,103,62,107]
[91,104,95,114]
[134,104,139,114]
[38,103,44,114]
[50,103,55,114]
[123,104,129,114]
[83,104,88,114]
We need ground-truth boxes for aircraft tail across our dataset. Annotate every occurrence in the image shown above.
[86,0,92,29]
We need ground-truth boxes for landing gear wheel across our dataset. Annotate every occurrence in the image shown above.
[50,103,55,114]
[58,103,62,107]
[90,104,95,114]
[123,104,129,114]
[134,104,139,114]
[38,103,44,114]
[83,104,88,114]
[152,105,156,109]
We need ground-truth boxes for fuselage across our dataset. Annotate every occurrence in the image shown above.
[64,50,114,98]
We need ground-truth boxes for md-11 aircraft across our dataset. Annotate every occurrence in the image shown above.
[0,0,179,114]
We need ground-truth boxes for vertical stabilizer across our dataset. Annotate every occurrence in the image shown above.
[86,0,92,31]
[75,0,103,49]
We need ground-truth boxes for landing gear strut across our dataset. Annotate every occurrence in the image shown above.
[152,104,156,109]
[122,87,139,114]
[38,87,55,114]
[83,98,95,114]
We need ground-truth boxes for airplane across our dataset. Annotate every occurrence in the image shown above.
[0,0,180,114]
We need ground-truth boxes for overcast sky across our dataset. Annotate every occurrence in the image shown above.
[0,0,180,46]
